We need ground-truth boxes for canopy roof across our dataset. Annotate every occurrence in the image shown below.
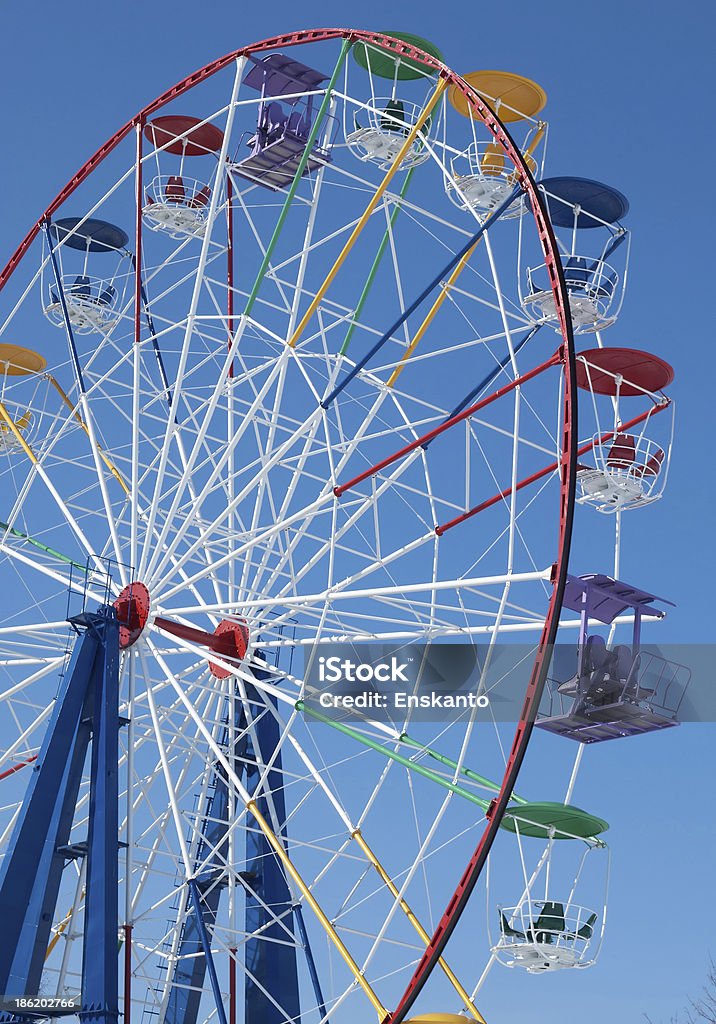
[540,176,629,227]
[244,53,328,95]
[563,573,672,623]
[576,347,674,396]
[50,218,129,253]
[502,801,609,840]
[0,344,46,376]
[449,70,546,121]
[145,115,224,156]
[352,31,443,80]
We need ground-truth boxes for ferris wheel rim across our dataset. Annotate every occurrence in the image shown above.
[0,28,580,1022]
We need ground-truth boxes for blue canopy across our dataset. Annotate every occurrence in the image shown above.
[50,218,129,253]
[539,177,629,228]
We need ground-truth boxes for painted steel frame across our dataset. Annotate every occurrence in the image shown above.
[0,28,578,1024]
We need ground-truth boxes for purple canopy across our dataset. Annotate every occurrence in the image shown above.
[562,573,673,624]
[244,53,328,97]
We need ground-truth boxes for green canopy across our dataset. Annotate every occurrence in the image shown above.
[501,802,609,840]
[353,31,444,81]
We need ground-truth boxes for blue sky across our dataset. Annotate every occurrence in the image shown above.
[1,1,714,1021]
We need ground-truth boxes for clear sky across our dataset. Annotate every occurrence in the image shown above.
[0,1,714,1021]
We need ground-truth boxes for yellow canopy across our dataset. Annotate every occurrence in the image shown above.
[450,70,546,122]
[0,344,47,376]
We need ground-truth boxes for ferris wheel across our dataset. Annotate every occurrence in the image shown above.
[0,28,685,1024]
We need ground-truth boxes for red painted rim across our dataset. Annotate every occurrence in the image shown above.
[0,31,578,1021]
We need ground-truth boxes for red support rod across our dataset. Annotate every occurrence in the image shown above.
[227,173,235,379]
[435,401,668,536]
[335,352,562,497]
[0,756,37,781]
[123,924,132,1024]
[229,949,236,1024]
[154,616,217,649]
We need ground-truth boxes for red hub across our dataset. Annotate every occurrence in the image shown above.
[208,620,249,678]
[114,582,249,674]
[113,581,151,649]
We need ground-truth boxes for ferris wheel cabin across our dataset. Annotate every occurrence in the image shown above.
[446,70,547,219]
[43,218,129,335]
[521,177,630,333]
[143,115,224,238]
[575,346,674,512]
[0,345,47,456]
[346,32,444,170]
[491,802,608,973]
[538,574,690,743]
[232,53,333,191]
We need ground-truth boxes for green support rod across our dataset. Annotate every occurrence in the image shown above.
[242,38,352,319]
[297,700,493,812]
[339,167,415,355]
[399,734,527,805]
[0,519,85,569]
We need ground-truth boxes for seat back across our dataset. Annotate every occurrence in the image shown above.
[70,275,91,297]
[286,110,308,138]
[590,263,618,298]
[563,256,590,288]
[481,142,505,177]
[637,447,665,479]
[380,99,408,134]
[532,901,565,940]
[584,634,608,673]
[606,433,636,469]
[190,185,212,210]
[576,912,598,941]
[98,284,117,307]
[612,644,633,682]
[499,910,524,939]
[165,175,185,203]
[266,101,287,135]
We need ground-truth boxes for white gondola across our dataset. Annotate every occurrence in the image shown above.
[488,801,609,975]
[42,218,129,337]
[494,898,599,972]
[346,33,444,170]
[143,115,224,239]
[0,345,48,456]
[519,177,630,334]
[445,71,547,220]
[346,96,434,169]
[575,346,674,513]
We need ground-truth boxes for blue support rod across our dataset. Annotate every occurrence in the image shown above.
[440,324,541,428]
[0,630,98,993]
[293,903,329,1021]
[43,221,86,394]
[128,253,175,414]
[322,186,522,409]
[81,608,120,1024]
[187,879,228,1024]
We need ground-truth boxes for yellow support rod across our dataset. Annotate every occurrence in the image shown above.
[45,890,85,960]
[387,239,481,389]
[352,831,487,1024]
[523,122,546,161]
[48,375,130,495]
[247,801,387,1019]
[289,76,449,349]
[0,400,39,464]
